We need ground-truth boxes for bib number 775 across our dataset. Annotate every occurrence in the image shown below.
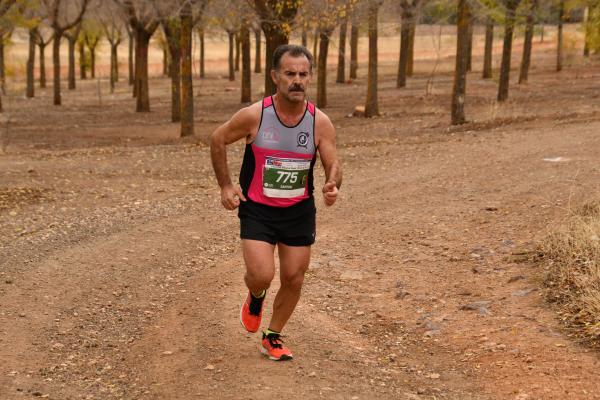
[276,171,298,184]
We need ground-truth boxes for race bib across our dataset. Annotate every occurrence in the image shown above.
[263,157,310,198]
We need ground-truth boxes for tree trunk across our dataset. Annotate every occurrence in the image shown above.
[199,28,205,78]
[52,32,62,105]
[407,22,415,76]
[540,24,544,42]
[165,24,181,122]
[228,31,235,81]
[68,37,76,89]
[336,19,347,83]
[350,22,358,79]
[113,44,119,82]
[317,29,331,108]
[241,22,251,103]
[301,27,307,47]
[519,0,536,84]
[110,43,118,92]
[39,43,47,88]
[262,28,288,95]
[556,0,564,72]
[451,0,471,124]
[180,2,194,137]
[135,29,151,112]
[26,28,36,98]
[235,32,241,71]
[466,19,473,72]
[583,6,590,57]
[482,17,493,79]
[162,46,168,76]
[78,41,86,79]
[397,18,410,88]
[128,29,134,85]
[0,41,5,94]
[312,27,319,67]
[364,0,379,118]
[497,0,519,102]
[90,46,96,79]
[253,28,261,73]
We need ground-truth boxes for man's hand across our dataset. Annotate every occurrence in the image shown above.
[220,184,247,210]
[322,180,338,207]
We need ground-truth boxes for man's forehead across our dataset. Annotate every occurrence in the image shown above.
[280,54,311,71]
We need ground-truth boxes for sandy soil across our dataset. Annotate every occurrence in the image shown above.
[1,29,600,400]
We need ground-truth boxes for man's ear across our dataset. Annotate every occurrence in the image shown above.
[270,69,278,85]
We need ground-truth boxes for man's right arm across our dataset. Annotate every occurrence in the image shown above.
[209,104,259,210]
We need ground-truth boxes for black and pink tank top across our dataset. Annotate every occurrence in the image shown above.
[239,96,317,209]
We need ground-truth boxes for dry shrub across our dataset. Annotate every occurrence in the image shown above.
[540,200,600,346]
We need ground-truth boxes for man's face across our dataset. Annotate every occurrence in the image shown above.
[271,53,312,104]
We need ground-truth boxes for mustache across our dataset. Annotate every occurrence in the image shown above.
[289,85,305,92]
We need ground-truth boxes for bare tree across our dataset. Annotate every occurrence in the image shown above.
[451,0,471,124]
[519,0,537,83]
[241,15,251,102]
[349,11,358,79]
[99,2,125,92]
[63,22,82,89]
[35,27,53,88]
[336,6,347,83]
[180,0,193,136]
[157,5,182,121]
[43,0,90,105]
[253,25,261,73]
[196,26,205,77]
[364,0,381,117]
[556,0,564,71]
[117,0,159,112]
[397,0,420,88]
[254,0,300,95]
[497,0,521,102]
[19,1,46,98]
[482,15,493,79]
[125,23,134,84]
[77,33,87,78]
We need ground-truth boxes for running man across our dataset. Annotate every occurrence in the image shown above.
[209,44,342,361]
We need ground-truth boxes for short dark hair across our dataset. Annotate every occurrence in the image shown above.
[272,44,314,72]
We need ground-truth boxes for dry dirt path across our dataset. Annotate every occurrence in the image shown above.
[2,116,600,400]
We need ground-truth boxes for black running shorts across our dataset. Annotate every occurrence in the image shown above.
[238,198,316,246]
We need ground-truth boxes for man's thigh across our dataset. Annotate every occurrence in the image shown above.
[242,239,276,279]
[277,243,311,279]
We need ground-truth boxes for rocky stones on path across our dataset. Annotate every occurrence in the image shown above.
[460,301,491,316]
[511,288,536,297]
[508,275,526,283]
[340,270,363,281]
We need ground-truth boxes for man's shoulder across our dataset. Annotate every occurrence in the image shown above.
[232,100,263,124]
[314,107,334,129]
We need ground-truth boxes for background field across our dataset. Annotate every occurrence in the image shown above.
[1,23,600,400]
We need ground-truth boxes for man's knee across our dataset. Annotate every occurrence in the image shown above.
[280,268,307,291]
[245,268,274,289]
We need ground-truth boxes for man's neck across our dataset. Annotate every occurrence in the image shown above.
[272,94,306,121]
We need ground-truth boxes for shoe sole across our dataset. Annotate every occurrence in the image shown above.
[239,297,259,333]
[260,345,293,361]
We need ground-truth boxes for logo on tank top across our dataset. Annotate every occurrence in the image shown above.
[262,127,280,143]
[297,131,310,148]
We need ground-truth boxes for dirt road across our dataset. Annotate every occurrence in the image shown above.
[2,55,600,398]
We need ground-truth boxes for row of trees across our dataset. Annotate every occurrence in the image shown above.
[0,0,598,131]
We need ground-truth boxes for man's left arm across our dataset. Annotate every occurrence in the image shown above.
[316,112,342,207]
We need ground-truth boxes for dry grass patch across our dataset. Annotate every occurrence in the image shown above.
[540,201,600,346]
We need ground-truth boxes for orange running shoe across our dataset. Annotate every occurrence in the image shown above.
[260,332,293,361]
[240,291,265,333]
